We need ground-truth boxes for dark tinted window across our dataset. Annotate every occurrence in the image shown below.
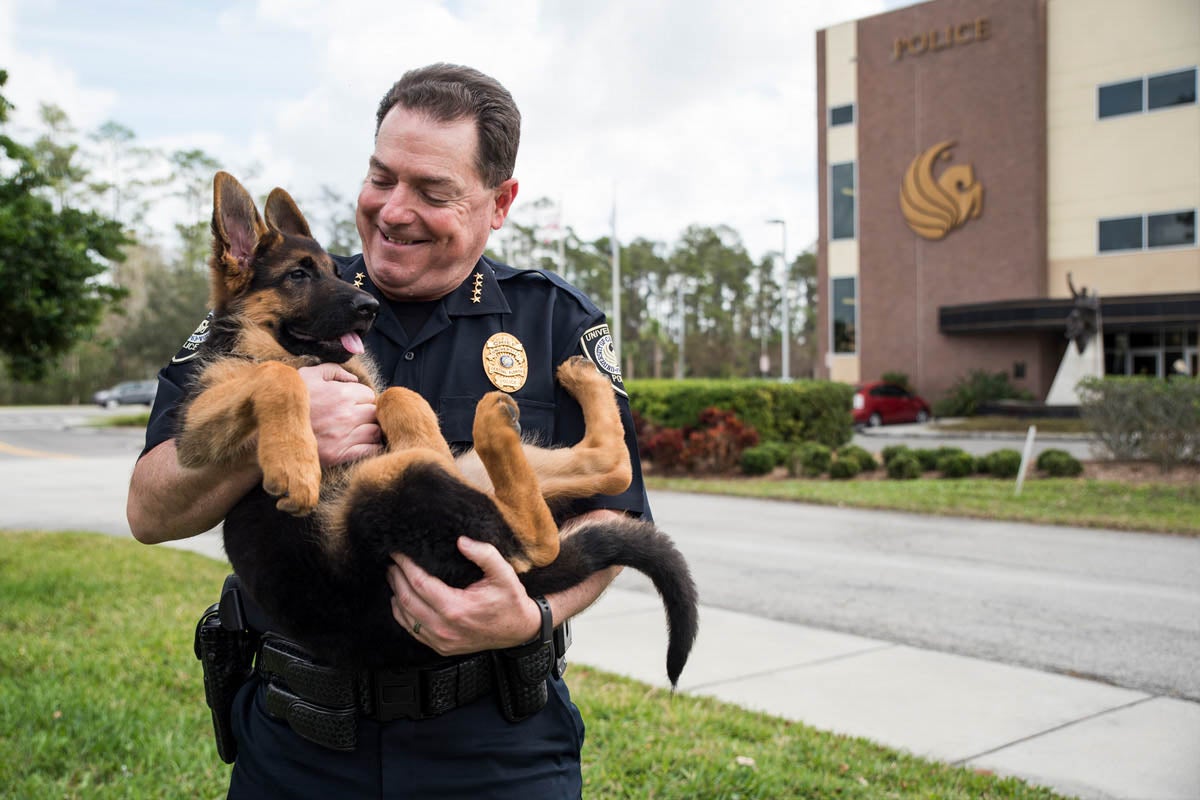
[1098,79,1143,118]
[829,104,854,126]
[1147,210,1196,248]
[1148,68,1197,110]
[832,277,856,353]
[1098,216,1143,252]
[831,162,855,240]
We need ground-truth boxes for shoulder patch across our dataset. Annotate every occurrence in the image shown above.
[579,323,627,397]
[171,311,214,364]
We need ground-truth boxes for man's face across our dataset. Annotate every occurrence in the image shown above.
[356,106,517,301]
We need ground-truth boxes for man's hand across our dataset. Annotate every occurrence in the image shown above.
[299,363,381,466]
[387,537,541,655]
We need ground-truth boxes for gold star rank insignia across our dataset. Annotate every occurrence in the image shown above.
[471,272,484,303]
[354,272,365,288]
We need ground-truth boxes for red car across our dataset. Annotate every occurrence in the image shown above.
[852,381,932,427]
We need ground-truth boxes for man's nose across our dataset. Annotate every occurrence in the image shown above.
[378,185,417,226]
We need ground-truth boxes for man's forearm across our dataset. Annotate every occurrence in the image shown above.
[540,509,626,627]
[127,440,261,544]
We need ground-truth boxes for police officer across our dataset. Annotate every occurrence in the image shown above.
[127,63,650,798]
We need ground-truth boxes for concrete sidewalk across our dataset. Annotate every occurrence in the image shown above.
[570,576,1200,800]
[166,532,1200,800]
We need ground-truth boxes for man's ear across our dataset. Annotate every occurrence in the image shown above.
[264,187,314,239]
[210,171,270,307]
[490,179,519,230]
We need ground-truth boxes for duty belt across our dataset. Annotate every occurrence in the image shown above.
[257,634,494,751]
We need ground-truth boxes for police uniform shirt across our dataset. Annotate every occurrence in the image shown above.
[141,254,650,522]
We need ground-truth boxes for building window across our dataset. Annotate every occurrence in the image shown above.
[1100,210,1197,253]
[830,162,855,240]
[1147,210,1196,248]
[1098,79,1143,118]
[1105,329,1198,378]
[1098,67,1197,118]
[831,276,856,353]
[1098,216,1143,252]
[829,103,854,126]
[1148,68,1197,110]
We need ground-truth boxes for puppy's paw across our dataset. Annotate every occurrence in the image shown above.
[377,386,443,450]
[260,437,321,516]
[473,392,521,454]
[556,355,606,396]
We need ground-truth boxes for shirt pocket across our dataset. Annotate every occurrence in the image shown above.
[438,396,557,450]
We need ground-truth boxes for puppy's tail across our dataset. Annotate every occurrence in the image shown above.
[521,516,698,688]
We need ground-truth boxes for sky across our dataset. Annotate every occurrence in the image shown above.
[0,0,916,262]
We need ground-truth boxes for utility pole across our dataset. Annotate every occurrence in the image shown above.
[610,197,621,359]
[767,218,790,381]
[675,279,687,379]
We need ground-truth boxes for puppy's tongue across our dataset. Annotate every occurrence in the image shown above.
[340,332,365,355]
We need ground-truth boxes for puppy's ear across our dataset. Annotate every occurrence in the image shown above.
[210,172,270,307]
[264,187,313,240]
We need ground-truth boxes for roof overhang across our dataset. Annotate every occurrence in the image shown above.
[939,293,1200,334]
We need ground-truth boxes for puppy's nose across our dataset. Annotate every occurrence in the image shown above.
[354,293,380,322]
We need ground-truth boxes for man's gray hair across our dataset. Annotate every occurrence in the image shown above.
[375,63,521,189]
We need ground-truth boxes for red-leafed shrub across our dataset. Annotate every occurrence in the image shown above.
[639,407,759,475]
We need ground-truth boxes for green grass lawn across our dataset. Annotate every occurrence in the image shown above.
[0,531,1071,799]
[647,476,1200,535]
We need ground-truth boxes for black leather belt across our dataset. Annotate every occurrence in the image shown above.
[256,634,493,751]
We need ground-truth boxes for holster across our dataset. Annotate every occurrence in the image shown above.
[193,577,256,763]
[490,639,555,723]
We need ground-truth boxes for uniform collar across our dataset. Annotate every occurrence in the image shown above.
[335,255,511,347]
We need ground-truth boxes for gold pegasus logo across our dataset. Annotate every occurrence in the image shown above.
[899,140,983,240]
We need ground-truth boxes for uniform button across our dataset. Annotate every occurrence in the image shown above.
[404,352,415,361]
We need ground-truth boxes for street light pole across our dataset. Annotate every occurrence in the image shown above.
[767,218,790,381]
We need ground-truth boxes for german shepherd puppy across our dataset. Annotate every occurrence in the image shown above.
[176,172,697,684]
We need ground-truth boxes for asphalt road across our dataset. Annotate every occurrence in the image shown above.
[4,406,1198,703]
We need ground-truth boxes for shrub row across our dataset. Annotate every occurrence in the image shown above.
[627,378,854,449]
[745,444,1084,480]
[1078,376,1200,470]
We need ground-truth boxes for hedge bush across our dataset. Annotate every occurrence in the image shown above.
[627,378,854,449]
[829,457,861,480]
[937,451,976,478]
[837,444,878,472]
[886,452,922,480]
[880,444,912,467]
[1078,376,1200,470]
[932,369,1033,418]
[740,445,778,476]
[1037,449,1083,477]
[640,406,759,474]
[912,448,942,472]
[790,442,832,477]
[757,441,794,467]
[978,449,1022,478]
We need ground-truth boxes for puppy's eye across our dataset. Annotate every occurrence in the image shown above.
[289,268,309,281]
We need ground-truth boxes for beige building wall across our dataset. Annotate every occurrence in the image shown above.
[824,20,860,384]
[1047,0,1200,298]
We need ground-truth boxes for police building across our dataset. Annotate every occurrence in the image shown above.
[814,0,1199,402]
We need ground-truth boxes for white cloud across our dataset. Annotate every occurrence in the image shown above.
[1,0,903,260]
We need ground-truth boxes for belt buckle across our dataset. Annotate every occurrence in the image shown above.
[372,668,423,721]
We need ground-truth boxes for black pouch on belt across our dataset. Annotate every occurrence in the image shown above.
[489,639,554,723]
[193,600,255,763]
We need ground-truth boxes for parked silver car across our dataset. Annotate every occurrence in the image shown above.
[92,380,158,408]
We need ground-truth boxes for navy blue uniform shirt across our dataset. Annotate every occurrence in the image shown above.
[141,254,650,521]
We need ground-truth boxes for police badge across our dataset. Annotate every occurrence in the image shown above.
[482,332,528,392]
